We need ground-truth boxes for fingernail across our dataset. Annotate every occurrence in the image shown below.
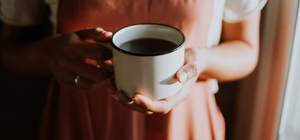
[127,100,134,105]
[96,27,104,32]
[147,111,153,115]
[132,97,140,105]
[179,71,188,83]
[106,32,113,36]
[111,95,119,101]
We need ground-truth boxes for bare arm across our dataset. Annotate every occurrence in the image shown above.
[108,12,262,114]
[0,23,113,90]
[0,24,50,76]
[198,12,260,82]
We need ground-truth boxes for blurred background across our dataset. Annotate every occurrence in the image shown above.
[215,0,300,140]
[0,0,300,140]
[0,36,50,139]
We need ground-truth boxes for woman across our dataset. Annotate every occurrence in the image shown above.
[0,0,267,139]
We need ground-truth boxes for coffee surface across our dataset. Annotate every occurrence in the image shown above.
[119,38,177,54]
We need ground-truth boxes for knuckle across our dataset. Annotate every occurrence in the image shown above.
[190,47,201,55]
[185,48,200,62]
[64,45,71,53]
[65,34,79,47]
[95,27,104,33]
[188,63,198,77]
[68,33,79,41]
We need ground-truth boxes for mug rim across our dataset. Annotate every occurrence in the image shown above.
[111,23,185,56]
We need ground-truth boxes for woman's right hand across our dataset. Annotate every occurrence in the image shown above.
[44,28,114,90]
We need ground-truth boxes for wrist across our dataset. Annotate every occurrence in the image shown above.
[195,48,209,77]
[40,36,59,75]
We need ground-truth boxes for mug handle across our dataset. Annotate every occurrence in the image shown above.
[97,42,114,72]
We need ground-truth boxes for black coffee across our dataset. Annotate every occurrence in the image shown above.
[119,38,177,54]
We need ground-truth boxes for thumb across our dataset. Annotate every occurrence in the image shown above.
[176,62,198,83]
[76,27,112,42]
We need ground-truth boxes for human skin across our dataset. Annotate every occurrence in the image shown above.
[1,27,114,90]
[0,12,260,114]
[107,12,260,114]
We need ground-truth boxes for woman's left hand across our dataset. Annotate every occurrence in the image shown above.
[106,47,207,114]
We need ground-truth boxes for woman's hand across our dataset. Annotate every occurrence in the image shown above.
[106,47,207,114]
[44,28,114,90]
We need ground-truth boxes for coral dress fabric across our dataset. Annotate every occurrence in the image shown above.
[39,0,225,140]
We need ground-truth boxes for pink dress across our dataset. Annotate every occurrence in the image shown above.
[39,0,225,140]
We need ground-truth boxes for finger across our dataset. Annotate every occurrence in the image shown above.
[97,60,114,72]
[106,79,150,114]
[60,81,82,90]
[176,62,198,83]
[112,90,149,114]
[65,41,112,61]
[57,69,104,90]
[132,83,191,114]
[133,78,195,114]
[63,81,99,91]
[75,27,112,42]
[132,94,173,114]
[184,48,201,64]
[60,58,113,82]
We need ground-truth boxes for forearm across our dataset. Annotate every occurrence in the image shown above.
[199,40,258,82]
[1,38,51,76]
[0,23,55,76]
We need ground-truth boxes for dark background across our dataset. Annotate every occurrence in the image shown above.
[0,21,50,140]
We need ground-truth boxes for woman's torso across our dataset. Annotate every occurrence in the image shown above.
[40,0,226,140]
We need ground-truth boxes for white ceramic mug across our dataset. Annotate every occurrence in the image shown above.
[99,23,185,100]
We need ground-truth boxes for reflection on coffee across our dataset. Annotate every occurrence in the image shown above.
[119,38,177,54]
